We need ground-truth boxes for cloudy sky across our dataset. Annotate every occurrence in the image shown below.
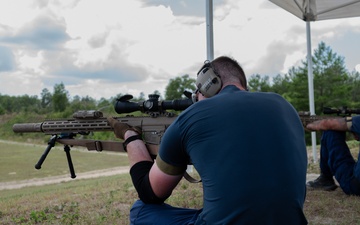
[0,0,359,100]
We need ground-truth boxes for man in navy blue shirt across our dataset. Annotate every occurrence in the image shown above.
[108,56,308,224]
[306,116,360,195]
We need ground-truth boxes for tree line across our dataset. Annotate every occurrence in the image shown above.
[1,42,360,117]
[248,42,360,112]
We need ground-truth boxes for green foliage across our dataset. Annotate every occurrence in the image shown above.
[0,112,46,142]
[286,65,310,111]
[52,83,69,112]
[69,95,97,112]
[88,131,116,141]
[267,41,353,115]
[347,71,360,108]
[165,74,196,100]
[271,74,292,97]
[40,88,52,109]
[248,74,271,92]
[312,42,350,112]
[29,210,51,223]
[0,105,5,115]
[0,94,41,114]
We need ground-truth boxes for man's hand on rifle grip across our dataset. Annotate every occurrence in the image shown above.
[107,117,142,139]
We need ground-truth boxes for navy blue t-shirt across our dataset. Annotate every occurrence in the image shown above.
[350,115,360,136]
[158,85,308,224]
[350,116,360,179]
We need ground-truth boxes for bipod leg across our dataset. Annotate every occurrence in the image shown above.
[35,135,57,170]
[64,145,76,179]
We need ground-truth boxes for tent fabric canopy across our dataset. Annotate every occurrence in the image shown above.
[269,0,360,21]
[268,0,360,162]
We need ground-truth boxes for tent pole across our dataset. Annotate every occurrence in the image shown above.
[206,0,214,60]
[306,21,317,163]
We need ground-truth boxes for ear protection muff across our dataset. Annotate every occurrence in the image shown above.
[195,62,222,98]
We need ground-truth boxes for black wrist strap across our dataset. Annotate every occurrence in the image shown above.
[123,135,142,152]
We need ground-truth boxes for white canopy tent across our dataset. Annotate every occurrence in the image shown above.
[269,0,360,21]
[268,0,360,162]
[204,0,360,162]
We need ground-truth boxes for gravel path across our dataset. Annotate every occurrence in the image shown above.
[0,168,319,191]
[0,166,130,191]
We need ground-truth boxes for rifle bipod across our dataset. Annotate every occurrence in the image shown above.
[34,134,77,179]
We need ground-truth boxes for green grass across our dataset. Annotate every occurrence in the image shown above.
[1,140,360,224]
[0,141,129,182]
[0,174,203,225]
[0,174,136,224]
[0,140,134,224]
[1,172,360,225]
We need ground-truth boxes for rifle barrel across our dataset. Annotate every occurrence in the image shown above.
[13,119,112,134]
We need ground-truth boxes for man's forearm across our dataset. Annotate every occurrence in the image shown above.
[306,117,350,131]
[124,130,153,167]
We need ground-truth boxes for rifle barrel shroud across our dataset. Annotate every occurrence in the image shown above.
[13,118,111,134]
[13,115,176,146]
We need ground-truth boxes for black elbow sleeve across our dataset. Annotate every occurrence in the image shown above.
[130,161,167,204]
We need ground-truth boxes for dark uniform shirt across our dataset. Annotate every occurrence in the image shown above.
[157,85,308,224]
[350,116,360,183]
[350,115,360,135]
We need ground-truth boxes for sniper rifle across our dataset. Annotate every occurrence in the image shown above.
[298,106,360,129]
[12,93,195,180]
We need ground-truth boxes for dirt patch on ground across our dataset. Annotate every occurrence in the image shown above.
[1,168,319,191]
[0,166,129,190]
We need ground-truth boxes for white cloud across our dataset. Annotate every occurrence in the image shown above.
[0,0,359,100]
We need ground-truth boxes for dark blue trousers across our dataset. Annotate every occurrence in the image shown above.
[320,130,360,195]
[129,200,202,225]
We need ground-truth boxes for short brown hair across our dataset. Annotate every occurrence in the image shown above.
[212,56,247,90]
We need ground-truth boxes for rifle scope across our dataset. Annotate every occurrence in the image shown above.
[323,107,360,115]
[114,94,193,114]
